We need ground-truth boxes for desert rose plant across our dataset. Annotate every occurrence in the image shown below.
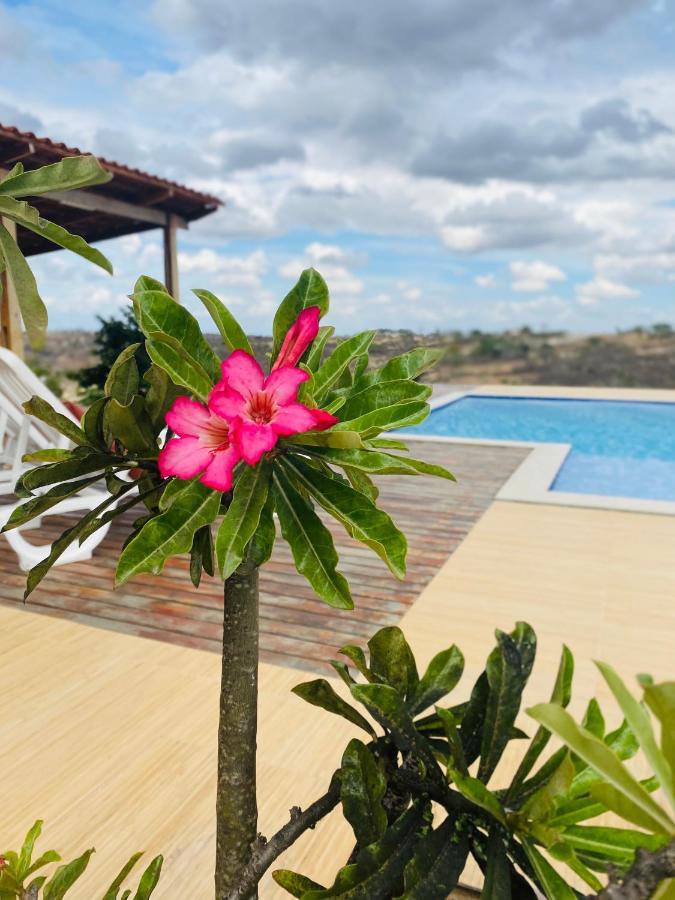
[6,267,454,897]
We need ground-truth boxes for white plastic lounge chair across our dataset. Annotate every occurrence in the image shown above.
[0,348,116,571]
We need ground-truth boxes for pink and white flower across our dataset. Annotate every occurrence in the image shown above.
[210,350,338,465]
[158,396,241,491]
[271,305,321,370]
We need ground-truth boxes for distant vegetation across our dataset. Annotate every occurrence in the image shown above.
[26,319,675,401]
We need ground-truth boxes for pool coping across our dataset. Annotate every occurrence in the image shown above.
[402,388,675,516]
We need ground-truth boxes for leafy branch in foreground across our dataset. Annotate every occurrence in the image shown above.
[0,820,162,899]
[265,623,674,900]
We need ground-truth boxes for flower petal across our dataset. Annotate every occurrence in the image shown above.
[200,446,240,491]
[264,366,309,405]
[158,436,213,479]
[165,396,211,437]
[309,408,339,431]
[220,350,264,398]
[209,386,247,421]
[271,401,321,436]
[272,306,321,370]
[236,421,278,465]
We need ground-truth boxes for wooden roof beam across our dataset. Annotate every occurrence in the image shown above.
[43,187,188,229]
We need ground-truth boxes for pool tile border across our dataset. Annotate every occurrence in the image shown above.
[403,387,675,517]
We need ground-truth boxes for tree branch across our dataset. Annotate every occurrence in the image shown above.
[594,839,675,900]
[221,776,341,900]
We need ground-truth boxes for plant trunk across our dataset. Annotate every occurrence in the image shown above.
[215,560,259,900]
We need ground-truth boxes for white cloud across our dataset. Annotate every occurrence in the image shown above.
[440,225,485,252]
[475,273,496,288]
[510,260,566,292]
[177,249,267,287]
[576,276,639,306]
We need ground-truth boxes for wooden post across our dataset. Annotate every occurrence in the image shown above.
[0,218,24,358]
[163,214,180,300]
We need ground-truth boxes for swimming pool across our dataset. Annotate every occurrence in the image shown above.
[407,394,675,504]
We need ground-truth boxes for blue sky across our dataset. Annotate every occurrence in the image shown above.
[1,0,675,335]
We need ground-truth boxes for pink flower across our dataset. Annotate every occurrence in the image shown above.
[210,350,338,465]
[158,396,241,491]
[271,306,321,370]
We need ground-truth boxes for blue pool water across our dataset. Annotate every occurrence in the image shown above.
[408,395,675,501]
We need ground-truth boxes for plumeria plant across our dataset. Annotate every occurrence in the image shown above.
[6,267,455,897]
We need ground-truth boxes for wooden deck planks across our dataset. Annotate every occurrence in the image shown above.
[0,442,529,672]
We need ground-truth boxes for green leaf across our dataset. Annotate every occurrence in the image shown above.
[643,681,675,777]
[3,475,104,532]
[306,325,335,372]
[101,852,143,900]
[105,344,141,404]
[216,461,271,578]
[301,447,455,481]
[521,841,576,900]
[0,219,48,346]
[143,365,182,431]
[135,289,220,381]
[286,430,365,450]
[272,468,353,609]
[436,707,468,773]
[343,466,379,501]
[340,739,388,846]
[508,645,574,799]
[562,825,667,865]
[337,380,430,422]
[103,396,156,453]
[282,456,407,579]
[396,815,470,899]
[248,491,276,568]
[597,661,675,809]
[131,855,163,899]
[272,268,330,360]
[527,703,675,835]
[351,683,437,773]
[145,338,212,402]
[367,438,409,451]
[23,395,88,446]
[478,625,537,783]
[193,288,253,354]
[189,524,214,588]
[409,645,465,716]
[20,451,113,492]
[273,870,326,898]
[519,752,574,822]
[367,627,419,700]
[340,645,375,681]
[549,794,608,828]
[303,803,429,900]
[356,348,445,389]
[0,155,111,196]
[448,768,506,825]
[43,849,94,900]
[18,213,112,274]
[22,448,73,463]
[334,401,430,437]
[18,820,42,877]
[134,275,167,294]
[480,830,512,900]
[311,331,376,401]
[116,480,221,584]
[582,698,606,739]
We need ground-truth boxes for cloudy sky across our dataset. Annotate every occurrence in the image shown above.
[2,0,675,335]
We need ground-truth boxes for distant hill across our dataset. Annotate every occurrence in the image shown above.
[26,325,675,400]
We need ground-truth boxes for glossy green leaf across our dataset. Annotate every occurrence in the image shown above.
[305,325,335,372]
[0,221,47,346]
[508,645,574,799]
[102,852,143,900]
[549,794,608,828]
[282,456,407,579]
[286,430,365,450]
[338,380,430,422]
[18,213,113,274]
[644,681,675,776]
[343,465,378,501]
[272,268,330,360]
[20,451,113,492]
[521,841,576,900]
[478,625,537,783]
[351,683,437,773]
[0,155,111,196]
[134,274,167,294]
[23,395,87,446]
[367,437,409,451]
[135,289,220,380]
[104,396,156,453]
[143,365,183,431]
[563,825,667,865]
[22,448,73,463]
[131,855,163,899]
[105,344,141,404]
[339,644,374,681]
[334,401,430,437]
[302,447,455,482]
[340,739,387,846]
[216,461,271,578]
[448,768,506,825]
[43,849,94,900]
[145,338,212,401]
[189,524,214,588]
[3,474,103,532]
[311,331,376,401]
[273,870,326,897]
[193,288,253,354]
[397,815,469,899]
[247,491,276,568]
[480,831,512,900]
[367,627,419,699]
[582,698,606,739]
[519,752,574,822]
[546,841,603,891]
[356,348,445,389]
[409,645,464,716]
[528,703,675,835]
[597,661,675,809]
[273,468,352,608]
[435,707,468,773]
[18,820,42,877]
[116,480,221,584]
